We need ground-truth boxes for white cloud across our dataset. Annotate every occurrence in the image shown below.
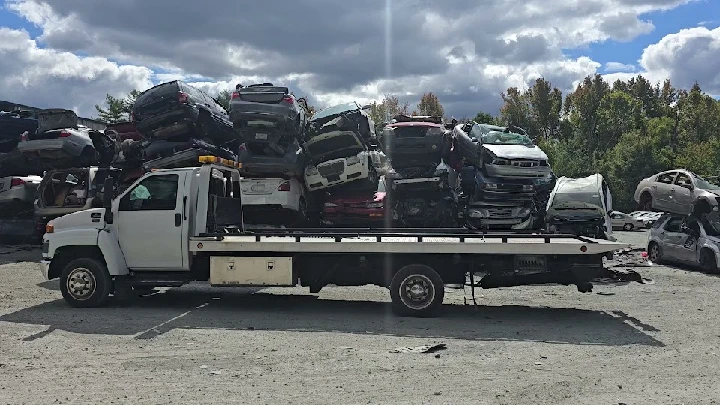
[0,27,153,117]
[604,62,637,73]
[0,0,713,119]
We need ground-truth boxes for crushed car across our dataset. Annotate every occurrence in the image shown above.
[322,176,390,227]
[380,114,458,227]
[16,109,116,169]
[647,212,720,273]
[0,175,42,219]
[229,83,310,149]
[132,80,237,146]
[303,102,384,192]
[545,174,614,240]
[0,109,37,153]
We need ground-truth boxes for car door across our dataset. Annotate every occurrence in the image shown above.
[653,171,677,211]
[671,172,695,214]
[675,218,701,263]
[659,216,686,261]
[115,172,188,270]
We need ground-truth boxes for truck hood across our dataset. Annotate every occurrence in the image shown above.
[482,144,548,161]
[48,208,105,232]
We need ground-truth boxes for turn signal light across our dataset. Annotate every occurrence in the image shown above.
[45,224,54,234]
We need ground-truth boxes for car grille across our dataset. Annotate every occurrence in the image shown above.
[487,207,514,218]
[510,159,539,168]
[318,161,344,177]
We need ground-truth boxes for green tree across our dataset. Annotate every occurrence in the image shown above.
[473,111,495,124]
[215,90,231,111]
[368,95,409,124]
[95,89,140,123]
[416,92,444,117]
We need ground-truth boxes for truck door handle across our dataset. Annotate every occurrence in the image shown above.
[175,213,182,227]
[182,196,188,220]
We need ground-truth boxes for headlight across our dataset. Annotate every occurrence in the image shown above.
[366,202,383,208]
[306,166,319,176]
[324,202,338,208]
[492,157,509,165]
[346,155,360,166]
[518,208,531,217]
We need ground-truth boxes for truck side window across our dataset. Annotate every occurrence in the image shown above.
[119,174,179,211]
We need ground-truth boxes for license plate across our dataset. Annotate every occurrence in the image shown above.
[255,133,268,140]
[250,183,266,192]
[327,175,341,182]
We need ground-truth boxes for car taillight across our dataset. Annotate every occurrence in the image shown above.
[231,91,240,99]
[10,178,25,187]
[277,181,291,191]
[178,91,189,103]
[281,95,294,103]
[58,131,71,137]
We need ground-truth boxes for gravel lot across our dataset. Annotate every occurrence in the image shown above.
[1,230,719,404]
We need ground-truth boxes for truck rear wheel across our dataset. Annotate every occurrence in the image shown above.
[390,264,444,317]
[60,258,112,308]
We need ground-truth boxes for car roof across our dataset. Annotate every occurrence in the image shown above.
[387,121,443,128]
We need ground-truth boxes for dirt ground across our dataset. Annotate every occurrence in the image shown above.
[1,231,719,404]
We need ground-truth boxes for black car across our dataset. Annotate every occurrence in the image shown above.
[132,80,237,146]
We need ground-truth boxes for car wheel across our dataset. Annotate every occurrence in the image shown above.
[623,223,634,231]
[389,264,444,317]
[700,249,718,274]
[648,242,663,264]
[60,258,112,308]
[639,193,653,211]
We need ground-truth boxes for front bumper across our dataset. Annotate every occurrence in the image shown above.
[40,260,51,280]
[485,163,552,179]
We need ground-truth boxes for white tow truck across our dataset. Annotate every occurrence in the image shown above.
[40,156,633,317]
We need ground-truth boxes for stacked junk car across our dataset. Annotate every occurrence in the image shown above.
[1,81,630,243]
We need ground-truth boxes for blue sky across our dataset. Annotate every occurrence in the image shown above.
[565,0,720,73]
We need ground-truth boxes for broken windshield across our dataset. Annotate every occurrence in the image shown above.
[305,132,363,160]
[552,192,603,209]
[481,131,533,146]
[312,102,359,121]
[694,175,720,190]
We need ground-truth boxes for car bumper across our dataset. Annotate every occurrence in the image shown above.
[0,186,36,204]
[17,139,85,159]
[485,163,551,179]
[40,260,51,280]
[242,193,298,210]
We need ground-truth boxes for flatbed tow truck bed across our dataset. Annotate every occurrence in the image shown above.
[39,157,639,317]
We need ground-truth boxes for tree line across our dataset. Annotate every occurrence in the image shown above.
[95,76,720,211]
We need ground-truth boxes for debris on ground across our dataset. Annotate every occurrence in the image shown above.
[389,343,446,354]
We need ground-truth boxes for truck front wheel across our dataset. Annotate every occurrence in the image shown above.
[60,258,112,308]
[390,264,444,317]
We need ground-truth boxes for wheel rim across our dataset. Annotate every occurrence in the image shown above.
[66,267,97,301]
[398,274,435,310]
[649,245,660,262]
[624,224,632,231]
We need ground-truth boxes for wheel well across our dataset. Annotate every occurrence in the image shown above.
[48,246,105,280]
[640,191,651,201]
[701,247,715,260]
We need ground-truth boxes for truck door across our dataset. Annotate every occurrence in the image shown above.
[115,172,188,269]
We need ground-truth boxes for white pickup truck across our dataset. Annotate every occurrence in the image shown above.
[40,156,632,317]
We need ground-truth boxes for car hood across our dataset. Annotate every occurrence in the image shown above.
[482,144,548,160]
[304,130,365,162]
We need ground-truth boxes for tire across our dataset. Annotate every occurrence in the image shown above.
[700,250,718,274]
[389,264,444,317]
[623,223,634,231]
[647,242,663,264]
[639,193,653,211]
[59,258,112,308]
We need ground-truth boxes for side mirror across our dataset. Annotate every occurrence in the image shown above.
[102,177,114,225]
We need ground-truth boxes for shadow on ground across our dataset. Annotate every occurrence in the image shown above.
[1,286,664,347]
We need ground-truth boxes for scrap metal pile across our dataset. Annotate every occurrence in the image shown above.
[0,80,560,240]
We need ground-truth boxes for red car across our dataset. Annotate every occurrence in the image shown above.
[322,177,391,227]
